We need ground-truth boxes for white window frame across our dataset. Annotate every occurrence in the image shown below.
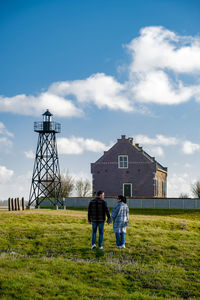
[123,183,132,197]
[154,178,159,197]
[118,155,128,169]
[162,180,166,197]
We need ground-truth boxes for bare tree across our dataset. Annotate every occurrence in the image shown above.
[191,180,200,198]
[75,178,91,197]
[179,193,189,198]
[60,173,75,197]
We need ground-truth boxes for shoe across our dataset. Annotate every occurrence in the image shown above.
[91,244,96,249]
[99,246,103,250]
[117,246,122,249]
[121,245,126,248]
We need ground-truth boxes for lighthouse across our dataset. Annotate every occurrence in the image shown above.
[28,110,63,208]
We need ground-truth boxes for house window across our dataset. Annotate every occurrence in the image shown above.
[123,183,132,197]
[162,181,166,197]
[154,179,159,197]
[118,155,128,168]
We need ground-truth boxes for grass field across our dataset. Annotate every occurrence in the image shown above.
[0,208,200,299]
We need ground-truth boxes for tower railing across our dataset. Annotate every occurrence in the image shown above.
[34,121,61,133]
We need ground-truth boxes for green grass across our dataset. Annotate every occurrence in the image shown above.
[0,209,200,299]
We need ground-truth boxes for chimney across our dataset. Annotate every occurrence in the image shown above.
[128,137,133,144]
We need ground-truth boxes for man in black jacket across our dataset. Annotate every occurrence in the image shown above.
[88,190,110,250]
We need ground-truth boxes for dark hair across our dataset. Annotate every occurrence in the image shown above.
[97,190,104,196]
[118,195,127,203]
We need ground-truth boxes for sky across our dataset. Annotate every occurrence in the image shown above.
[1,0,200,199]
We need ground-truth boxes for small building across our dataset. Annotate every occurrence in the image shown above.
[91,135,167,198]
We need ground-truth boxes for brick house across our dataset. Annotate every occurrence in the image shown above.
[91,135,167,198]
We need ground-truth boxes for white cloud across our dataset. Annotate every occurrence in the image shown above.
[126,26,200,105]
[24,150,35,159]
[0,122,13,137]
[1,27,200,117]
[0,165,14,184]
[135,134,178,146]
[57,136,110,155]
[167,173,192,197]
[127,26,200,74]
[50,73,133,112]
[132,70,193,105]
[0,137,13,152]
[0,92,83,117]
[134,134,200,157]
[0,171,32,200]
[182,140,200,154]
[148,146,164,158]
[0,122,13,152]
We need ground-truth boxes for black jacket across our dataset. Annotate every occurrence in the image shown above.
[88,197,110,222]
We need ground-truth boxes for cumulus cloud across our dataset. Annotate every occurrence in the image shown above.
[0,122,13,152]
[0,137,13,152]
[0,171,32,200]
[127,26,200,74]
[135,134,178,146]
[49,73,133,112]
[0,122,13,137]
[182,140,200,154]
[24,150,35,159]
[57,136,111,155]
[167,172,192,197]
[0,92,83,117]
[1,26,200,116]
[148,146,164,158]
[0,165,14,184]
[126,26,200,105]
[134,133,200,157]
[132,70,193,105]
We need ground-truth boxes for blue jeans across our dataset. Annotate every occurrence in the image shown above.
[115,232,125,247]
[92,222,104,247]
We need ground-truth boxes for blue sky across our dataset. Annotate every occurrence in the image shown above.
[1,0,200,199]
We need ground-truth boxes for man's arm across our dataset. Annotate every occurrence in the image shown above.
[104,201,111,220]
[88,202,92,223]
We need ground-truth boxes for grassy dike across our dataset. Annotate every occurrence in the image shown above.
[0,209,200,299]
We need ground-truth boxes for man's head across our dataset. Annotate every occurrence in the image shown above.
[97,190,105,199]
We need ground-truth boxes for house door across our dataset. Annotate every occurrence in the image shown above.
[123,183,132,197]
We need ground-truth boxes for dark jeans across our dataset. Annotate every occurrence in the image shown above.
[115,232,125,247]
[92,222,104,247]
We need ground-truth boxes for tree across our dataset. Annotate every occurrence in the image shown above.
[60,173,75,197]
[179,193,189,198]
[75,178,91,197]
[42,172,74,198]
[191,180,200,198]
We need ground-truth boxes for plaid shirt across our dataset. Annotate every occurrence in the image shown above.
[111,202,129,233]
[88,198,110,222]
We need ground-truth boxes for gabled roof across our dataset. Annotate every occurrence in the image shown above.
[93,135,167,173]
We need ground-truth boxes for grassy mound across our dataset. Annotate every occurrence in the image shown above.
[0,209,200,299]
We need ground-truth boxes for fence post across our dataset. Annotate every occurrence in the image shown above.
[14,198,17,211]
[8,198,11,211]
[11,198,14,211]
[22,197,25,210]
[17,198,20,210]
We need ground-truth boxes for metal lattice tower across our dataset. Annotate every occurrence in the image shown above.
[28,110,63,208]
